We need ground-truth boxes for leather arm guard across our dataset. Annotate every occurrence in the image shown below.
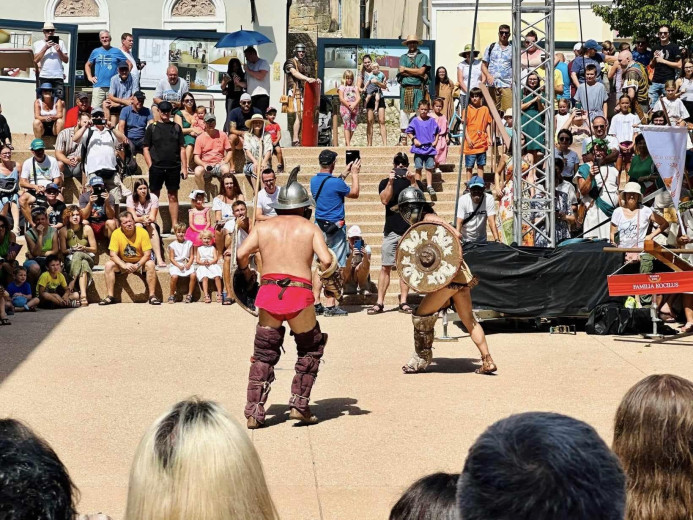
[318,249,343,300]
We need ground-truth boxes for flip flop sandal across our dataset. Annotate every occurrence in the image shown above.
[168,295,176,304]
[679,322,693,333]
[222,297,234,305]
[658,311,677,323]
[216,294,222,303]
[292,140,301,147]
[367,303,384,315]
[0,318,11,326]
[204,295,212,304]
[99,296,116,306]
[398,303,413,314]
[80,297,89,307]
[183,294,193,303]
[148,296,162,305]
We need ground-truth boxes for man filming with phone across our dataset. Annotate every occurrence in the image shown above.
[33,22,68,100]
[310,149,360,317]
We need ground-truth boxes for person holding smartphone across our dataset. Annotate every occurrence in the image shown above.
[33,22,68,100]
[343,225,371,295]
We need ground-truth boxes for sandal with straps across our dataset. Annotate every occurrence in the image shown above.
[398,302,413,314]
[367,303,384,315]
[476,354,497,375]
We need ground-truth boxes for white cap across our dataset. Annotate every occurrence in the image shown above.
[347,225,363,238]
[240,93,252,102]
[573,42,583,52]
[189,189,205,200]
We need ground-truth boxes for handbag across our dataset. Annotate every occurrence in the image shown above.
[281,59,297,114]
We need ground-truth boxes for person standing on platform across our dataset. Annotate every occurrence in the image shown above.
[398,35,431,146]
[284,43,321,146]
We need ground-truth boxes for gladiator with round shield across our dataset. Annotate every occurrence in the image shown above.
[393,186,497,374]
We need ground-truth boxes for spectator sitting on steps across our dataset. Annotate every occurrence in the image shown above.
[255,168,279,221]
[100,211,161,305]
[64,91,91,129]
[78,176,118,242]
[23,206,60,286]
[37,254,79,308]
[55,111,90,185]
[18,138,62,228]
[33,83,64,138]
[105,61,134,126]
[193,112,233,191]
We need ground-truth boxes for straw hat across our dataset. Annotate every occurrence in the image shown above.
[459,44,480,58]
[402,34,423,45]
[245,113,268,129]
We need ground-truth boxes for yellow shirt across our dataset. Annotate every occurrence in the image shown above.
[37,271,67,292]
[108,227,152,264]
[536,68,564,91]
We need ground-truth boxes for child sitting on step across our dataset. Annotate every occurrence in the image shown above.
[195,229,223,303]
[185,189,214,247]
[168,223,197,304]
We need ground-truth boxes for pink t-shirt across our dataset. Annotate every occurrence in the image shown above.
[194,130,231,164]
[265,122,281,143]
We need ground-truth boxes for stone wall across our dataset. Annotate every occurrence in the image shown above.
[289,0,334,33]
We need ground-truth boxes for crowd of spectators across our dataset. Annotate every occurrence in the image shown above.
[1,374,692,519]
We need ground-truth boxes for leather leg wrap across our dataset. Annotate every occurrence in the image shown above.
[403,313,437,373]
[245,325,285,422]
[289,322,327,415]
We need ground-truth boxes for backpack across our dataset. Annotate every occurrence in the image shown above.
[81,127,116,178]
[0,175,17,196]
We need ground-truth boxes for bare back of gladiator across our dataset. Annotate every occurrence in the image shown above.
[238,212,334,428]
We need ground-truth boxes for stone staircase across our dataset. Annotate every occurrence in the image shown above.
[11,133,467,305]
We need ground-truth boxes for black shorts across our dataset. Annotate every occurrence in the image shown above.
[365,95,386,111]
[149,165,181,193]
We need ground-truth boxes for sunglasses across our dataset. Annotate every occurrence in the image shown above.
[240,101,251,105]
[592,125,606,129]
[558,137,571,143]
[499,31,510,35]
[183,99,194,103]
[659,32,669,35]
[32,149,45,153]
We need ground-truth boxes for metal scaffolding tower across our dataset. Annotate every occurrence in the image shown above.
[512,0,556,246]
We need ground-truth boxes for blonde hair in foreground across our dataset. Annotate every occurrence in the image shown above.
[612,374,693,520]
[125,397,279,520]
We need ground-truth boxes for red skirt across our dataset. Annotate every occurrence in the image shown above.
[255,273,315,321]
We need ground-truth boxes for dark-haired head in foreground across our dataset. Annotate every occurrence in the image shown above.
[0,418,78,520]
[458,411,626,520]
[390,472,459,520]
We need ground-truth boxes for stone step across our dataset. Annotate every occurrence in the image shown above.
[281,145,463,157]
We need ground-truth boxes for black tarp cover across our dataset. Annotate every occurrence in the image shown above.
[463,241,623,317]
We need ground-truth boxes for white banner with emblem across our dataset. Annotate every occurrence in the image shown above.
[640,125,689,208]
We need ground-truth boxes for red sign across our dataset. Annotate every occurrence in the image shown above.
[608,272,693,296]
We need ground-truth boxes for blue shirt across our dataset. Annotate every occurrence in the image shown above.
[556,61,570,99]
[109,73,134,100]
[119,105,153,141]
[632,49,653,68]
[572,54,604,83]
[7,281,31,297]
[88,47,127,88]
[483,42,513,88]
[310,172,350,222]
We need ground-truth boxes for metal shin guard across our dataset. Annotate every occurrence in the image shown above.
[403,314,438,374]
[245,325,285,423]
[289,322,327,416]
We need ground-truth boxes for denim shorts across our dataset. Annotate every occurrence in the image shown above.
[318,223,348,267]
[414,154,435,170]
[465,152,487,168]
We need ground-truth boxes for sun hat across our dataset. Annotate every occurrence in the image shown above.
[42,22,55,31]
[503,108,513,118]
[620,182,643,203]
[468,175,485,189]
[402,34,423,46]
[347,225,363,238]
[459,44,480,57]
[245,113,267,128]
[30,139,45,151]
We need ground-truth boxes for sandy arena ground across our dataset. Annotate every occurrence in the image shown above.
[1,304,693,519]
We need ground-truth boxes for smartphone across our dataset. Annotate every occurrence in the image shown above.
[345,149,360,165]
[394,168,408,177]
[354,238,363,250]
[48,35,59,45]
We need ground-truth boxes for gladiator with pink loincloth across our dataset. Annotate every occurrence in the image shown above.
[236,169,342,429]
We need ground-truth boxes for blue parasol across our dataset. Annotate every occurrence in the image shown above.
[215,29,272,49]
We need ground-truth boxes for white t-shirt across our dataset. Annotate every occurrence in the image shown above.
[245,58,271,97]
[611,206,653,248]
[456,192,496,243]
[33,39,67,79]
[20,155,61,187]
[154,78,189,104]
[256,188,279,218]
[654,97,690,124]
[609,113,640,144]
[557,180,578,207]
[212,196,235,220]
[81,127,118,174]
[457,59,483,93]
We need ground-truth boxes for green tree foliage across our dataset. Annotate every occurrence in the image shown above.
[593,1,693,47]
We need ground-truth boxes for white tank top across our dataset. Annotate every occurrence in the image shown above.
[39,100,57,117]
[680,77,693,102]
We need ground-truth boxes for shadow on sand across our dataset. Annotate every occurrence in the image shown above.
[264,397,371,427]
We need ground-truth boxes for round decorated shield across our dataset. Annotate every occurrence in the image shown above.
[396,221,463,293]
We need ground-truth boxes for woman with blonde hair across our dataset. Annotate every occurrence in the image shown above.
[125,397,279,520]
[613,374,693,520]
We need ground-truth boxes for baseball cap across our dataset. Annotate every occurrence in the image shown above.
[75,91,89,100]
[133,91,146,100]
[240,93,252,102]
[266,106,277,114]
[158,100,173,112]
[45,183,60,192]
[347,225,363,238]
[189,189,205,200]
[88,176,105,186]
[468,175,485,189]
[30,139,45,151]
[91,107,104,115]
[117,60,129,69]
[203,112,216,122]
[318,149,338,165]
[573,42,583,52]
[584,39,602,51]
